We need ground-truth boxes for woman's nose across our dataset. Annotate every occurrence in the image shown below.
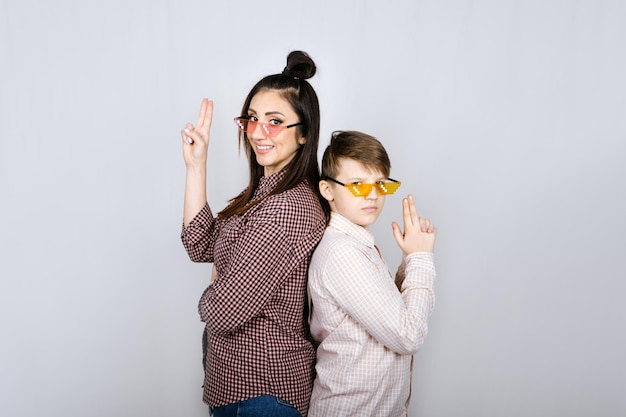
[249,122,269,139]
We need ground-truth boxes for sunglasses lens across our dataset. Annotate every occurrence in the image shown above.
[347,184,373,196]
[245,120,258,134]
[234,118,248,132]
[265,125,282,136]
[376,181,401,195]
[234,118,285,137]
[235,118,262,134]
[347,181,401,196]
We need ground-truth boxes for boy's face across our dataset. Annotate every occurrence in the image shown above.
[320,158,386,229]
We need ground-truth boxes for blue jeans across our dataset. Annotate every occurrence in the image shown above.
[209,395,301,417]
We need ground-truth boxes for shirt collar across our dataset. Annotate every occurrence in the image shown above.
[255,168,287,197]
[328,211,375,248]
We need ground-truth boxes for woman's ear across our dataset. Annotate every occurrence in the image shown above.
[319,180,334,202]
[298,136,306,145]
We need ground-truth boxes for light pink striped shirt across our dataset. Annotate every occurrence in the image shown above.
[308,212,436,417]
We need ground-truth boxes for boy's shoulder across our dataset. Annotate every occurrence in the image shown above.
[315,226,348,253]
[312,219,374,265]
[322,212,375,245]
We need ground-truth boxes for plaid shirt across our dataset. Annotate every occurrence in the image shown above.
[181,170,326,417]
[308,212,436,417]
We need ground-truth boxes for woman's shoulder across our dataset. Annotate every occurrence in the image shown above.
[249,181,324,225]
[268,180,321,210]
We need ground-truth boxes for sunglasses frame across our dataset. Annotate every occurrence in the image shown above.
[324,177,402,197]
[234,117,303,138]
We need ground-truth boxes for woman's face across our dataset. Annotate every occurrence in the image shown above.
[246,89,306,176]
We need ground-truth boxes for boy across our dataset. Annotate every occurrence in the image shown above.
[307,131,437,417]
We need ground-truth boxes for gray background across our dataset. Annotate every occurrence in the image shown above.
[1,1,625,416]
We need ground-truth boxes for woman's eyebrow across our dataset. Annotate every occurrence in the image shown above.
[248,107,287,117]
[264,111,287,117]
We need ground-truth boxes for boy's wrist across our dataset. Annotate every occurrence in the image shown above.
[405,251,435,263]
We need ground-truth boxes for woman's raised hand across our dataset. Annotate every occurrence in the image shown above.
[391,194,437,255]
[181,98,213,167]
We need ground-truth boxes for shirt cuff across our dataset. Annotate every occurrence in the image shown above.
[403,251,436,288]
[181,203,214,244]
[182,203,212,229]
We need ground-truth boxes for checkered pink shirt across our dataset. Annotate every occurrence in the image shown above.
[308,212,436,417]
[181,170,326,416]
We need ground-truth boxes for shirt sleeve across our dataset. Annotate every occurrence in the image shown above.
[180,203,219,263]
[323,244,436,355]
[197,202,318,335]
[395,255,407,290]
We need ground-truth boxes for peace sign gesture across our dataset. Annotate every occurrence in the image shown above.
[181,98,213,168]
[391,194,437,255]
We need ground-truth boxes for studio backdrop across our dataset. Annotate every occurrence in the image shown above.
[1,1,624,416]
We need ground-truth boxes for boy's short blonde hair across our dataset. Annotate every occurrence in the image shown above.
[321,131,391,179]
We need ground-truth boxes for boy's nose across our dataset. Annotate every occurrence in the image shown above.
[365,186,379,200]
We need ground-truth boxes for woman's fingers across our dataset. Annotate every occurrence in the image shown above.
[196,98,208,127]
[196,98,213,138]
[181,99,214,146]
[181,125,195,144]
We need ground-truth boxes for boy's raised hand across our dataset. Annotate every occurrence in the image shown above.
[392,194,437,255]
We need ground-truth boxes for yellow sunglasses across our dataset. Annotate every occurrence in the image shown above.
[325,177,401,197]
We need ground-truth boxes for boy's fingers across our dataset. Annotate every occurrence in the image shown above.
[403,194,423,232]
[408,194,420,223]
[391,222,404,244]
[402,197,414,228]
[419,217,433,233]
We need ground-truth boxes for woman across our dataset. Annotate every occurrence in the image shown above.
[180,51,327,417]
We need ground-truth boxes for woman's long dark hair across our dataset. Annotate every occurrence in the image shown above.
[218,51,329,220]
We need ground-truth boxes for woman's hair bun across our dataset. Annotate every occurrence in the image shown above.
[282,50,316,80]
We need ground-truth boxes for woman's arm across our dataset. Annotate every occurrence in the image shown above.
[181,203,219,262]
[181,98,212,227]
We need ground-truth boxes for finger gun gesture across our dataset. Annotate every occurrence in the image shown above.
[391,194,437,255]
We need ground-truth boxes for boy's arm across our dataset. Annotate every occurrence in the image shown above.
[395,255,407,290]
[324,243,435,355]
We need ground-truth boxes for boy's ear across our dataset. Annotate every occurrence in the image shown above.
[319,180,334,202]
